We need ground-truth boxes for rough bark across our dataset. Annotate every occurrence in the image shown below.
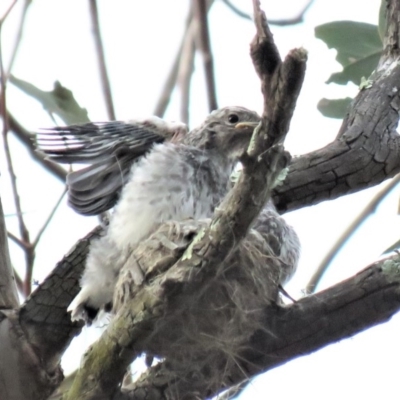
[113,255,400,400]
[274,0,400,212]
[0,226,102,400]
[19,227,103,371]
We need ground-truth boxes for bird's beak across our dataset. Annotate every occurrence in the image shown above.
[234,122,259,131]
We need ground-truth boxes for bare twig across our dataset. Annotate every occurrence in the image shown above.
[13,267,23,293]
[32,187,67,248]
[153,43,182,118]
[0,6,19,308]
[222,0,315,26]
[153,6,194,118]
[193,0,218,112]
[0,0,34,297]
[178,25,196,124]
[0,0,17,21]
[221,0,252,20]
[305,173,400,294]
[7,230,29,250]
[0,197,19,309]
[6,0,32,75]
[8,113,67,182]
[88,0,116,120]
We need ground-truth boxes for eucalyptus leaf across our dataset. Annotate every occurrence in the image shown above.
[315,21,382,67]
[10,75,89,125]
[317,97,352,119]
[315,21,382,85]
[326,52,381,85]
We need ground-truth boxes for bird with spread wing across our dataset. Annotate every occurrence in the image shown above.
[39,106,292,323]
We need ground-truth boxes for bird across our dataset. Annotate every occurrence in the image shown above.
[37,106,262,324]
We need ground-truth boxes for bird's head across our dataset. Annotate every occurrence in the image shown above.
[185,106,260,161]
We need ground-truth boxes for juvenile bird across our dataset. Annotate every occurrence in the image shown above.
[38,107,261,323]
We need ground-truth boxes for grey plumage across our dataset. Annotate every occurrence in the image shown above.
[39,107,267,323]
[38,117,187,215]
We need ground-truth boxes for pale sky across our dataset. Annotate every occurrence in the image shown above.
[2,1,399,399]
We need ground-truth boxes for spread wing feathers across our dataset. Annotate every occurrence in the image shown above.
[37,119,188,215]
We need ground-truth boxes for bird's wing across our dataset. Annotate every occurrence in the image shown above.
[37,119,188,215]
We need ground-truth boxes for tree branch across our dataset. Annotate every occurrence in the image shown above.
[193,0,218,112]
[306,173,400,294]
[222,0,315,26]
[116,253,400,400]
[32,187,67,248]
[153,5,193,118]
[88,0,116,120]
[5,0,31,76]
[8,113,67,182]
[19,226,102,371]
[0,197,19,309]
[273,0,400,212]
[178,22,196,124]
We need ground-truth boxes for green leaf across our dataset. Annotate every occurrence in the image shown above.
[10,75,89,125]
[315,21,382,66]
[382,239,400,255]
[317,97,352,119]
[326,52,381,85]
[378,0,387,42]
[315,21,383,85]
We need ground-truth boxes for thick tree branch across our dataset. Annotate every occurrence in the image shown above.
[116,254,400,400]
[273,0,400,212]
[19,226,102,371]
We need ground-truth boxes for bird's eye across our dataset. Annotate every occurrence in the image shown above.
[228,114,239,124]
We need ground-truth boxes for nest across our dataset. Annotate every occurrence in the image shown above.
[113,217,291,396]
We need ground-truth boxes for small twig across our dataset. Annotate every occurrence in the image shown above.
[217,381,248,400]
[178,25,196,124]
[33,187,68,248]
[6,0,31,76]
[13,267,23,293]
[153,6,193,118]
[193,0,218,112]
[221,0,252,20]
[7,230,29,250]
[0,0,34,297]
[0,197,19,309]
[279,284,297,303]
[8,112,67,182]
[153,44,182,118]
[305,173,400,294]
[0,0,17,21]
[222,0,315,26]
[88,0,116,120]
